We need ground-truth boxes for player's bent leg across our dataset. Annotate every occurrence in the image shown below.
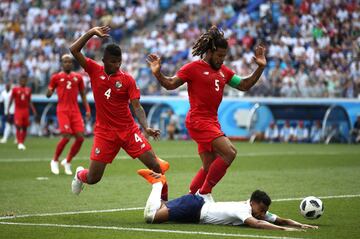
[212,136,237,165]
[189,151,215,194]
[152,205,170,223]
[137,150,162,174]
[66,133,84,163]
[87,159,107,184]
[52,134,71,175]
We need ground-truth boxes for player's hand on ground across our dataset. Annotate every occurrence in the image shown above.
[91,26,110,38]
[252,44,267,68]
[283,227,306,232]
[145,127,161,140]
[147,54,161,75]
[300,224,318,229]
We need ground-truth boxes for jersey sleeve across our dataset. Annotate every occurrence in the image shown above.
[84,57,101,76]
[48,74,57,90]
[176,62,193,83]
[223,65,235,84]
[264,211,277,223]
[77,74,85,92]
[127,75,141,100]
[234,203,253,223]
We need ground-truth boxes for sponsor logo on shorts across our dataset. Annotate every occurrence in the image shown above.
[95,147,100,155]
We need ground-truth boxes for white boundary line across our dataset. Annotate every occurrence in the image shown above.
[0,151,358,162]
[0,221,306,239]
[1,194,359,221]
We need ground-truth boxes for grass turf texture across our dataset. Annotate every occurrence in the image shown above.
[0,138,359,239]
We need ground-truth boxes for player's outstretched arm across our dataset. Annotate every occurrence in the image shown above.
[235,45,267,91]
[70,26,110,69]
[244,217,305,231]
[130,99,160,140]
[147,54,184,90]
[274,216,319,229]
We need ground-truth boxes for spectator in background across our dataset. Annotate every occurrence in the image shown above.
[264,122,279,142]
[293,121,309,143]
[350,114,360,144]
[310,121,322,143]
[280,121,294,143]
[166,109,180,140]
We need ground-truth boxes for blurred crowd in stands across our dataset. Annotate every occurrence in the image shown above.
[0,0,359,98]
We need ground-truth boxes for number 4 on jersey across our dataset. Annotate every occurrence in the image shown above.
[104,88,111,99]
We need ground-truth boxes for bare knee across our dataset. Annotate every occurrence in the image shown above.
[223,146,237,165]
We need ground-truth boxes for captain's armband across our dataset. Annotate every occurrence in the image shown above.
[228,74,242,88]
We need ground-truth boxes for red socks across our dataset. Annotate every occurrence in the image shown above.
[161,182,168,201]
[199,157,229,194]
[77,169,89,183]
[16,128,27,144]
[189,167,207,194]
[54,137,70,161]
[66,137,84,163]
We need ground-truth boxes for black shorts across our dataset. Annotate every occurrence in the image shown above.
[165,194,205,223]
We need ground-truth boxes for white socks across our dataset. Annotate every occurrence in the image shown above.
[144,182,163,223]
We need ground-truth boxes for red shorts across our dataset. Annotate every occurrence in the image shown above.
[186,119,224,154]
[14,110,29,127]
[90,125,152,164]
[57,110,84,134]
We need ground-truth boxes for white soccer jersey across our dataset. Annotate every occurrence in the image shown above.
[199,200,277,226]
[0,89,14,115]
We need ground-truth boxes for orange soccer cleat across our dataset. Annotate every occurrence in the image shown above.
[156,157,170,174]
[137,169,167,185]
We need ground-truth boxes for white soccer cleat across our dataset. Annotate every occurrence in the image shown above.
[50,160,59,175]
[61,159,72,175]
[0,138,7,144]
[17,143,26,150]
[196,190,215,203]
[72,166,84,195]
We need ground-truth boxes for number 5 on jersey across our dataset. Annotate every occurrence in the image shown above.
[104,88,111,99]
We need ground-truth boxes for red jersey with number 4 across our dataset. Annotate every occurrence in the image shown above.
[84,58,140,130]
[12,86,32,111]
[176,60,235,122]
[48,72,84,112]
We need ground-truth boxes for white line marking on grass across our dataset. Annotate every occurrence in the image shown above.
[0,151,358,162]
[0,207,144,220]
[0,221,306,239]
[1,194,359,221]
[273,194,360,202]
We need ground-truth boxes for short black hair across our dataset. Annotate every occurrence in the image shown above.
[250,190,271,207]
[104,43,122,58]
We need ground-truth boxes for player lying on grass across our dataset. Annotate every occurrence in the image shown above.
[137,169,319,231]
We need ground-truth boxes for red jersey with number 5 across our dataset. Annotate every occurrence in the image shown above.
[176,60,234,122]
[48,72,85,112]
[84,58,140,130]
[12,86,32,111]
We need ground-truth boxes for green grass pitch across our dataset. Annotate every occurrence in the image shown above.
[0,138,359,239]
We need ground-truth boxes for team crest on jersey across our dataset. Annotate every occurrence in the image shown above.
[60,78,65,82]
[203,71,209,75]
[115,81,122,89]
[219,71,225,78]
[100,75,106,80]
[73,77,78,82]
[95,147,100,155]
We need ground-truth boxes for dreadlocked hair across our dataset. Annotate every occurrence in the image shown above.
[192,25,228,58]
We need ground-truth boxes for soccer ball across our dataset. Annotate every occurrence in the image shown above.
[299,196,324,219]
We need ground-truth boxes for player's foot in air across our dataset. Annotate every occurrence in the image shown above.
[156,157,169,174]
[137,169,166,185]
[196,190,215,203]
[17,143,26,150]
[61,159,72,175]
[72,166,84,195]
[50,160,59,175]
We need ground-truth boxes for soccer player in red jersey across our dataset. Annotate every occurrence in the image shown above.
[46,54,91,175]
[8,75,37,150]
[147,26,267,202]
[69,26,169,197]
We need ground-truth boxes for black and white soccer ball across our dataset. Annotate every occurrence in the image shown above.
[300,196,324,219]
